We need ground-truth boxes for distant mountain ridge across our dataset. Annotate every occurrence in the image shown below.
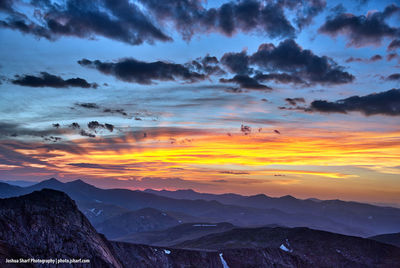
[1,189,399,268]
[1,178,400,238]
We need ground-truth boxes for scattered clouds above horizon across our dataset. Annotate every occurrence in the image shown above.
[319,3,400,47]
[12,72,98,88]
[309,88,400,116]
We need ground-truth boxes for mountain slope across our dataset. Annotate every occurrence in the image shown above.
[94,208,181,239]
[118,222,236,246]
[176,226,400,267]
[0,189,121,267]
[0,188,310,267]
[369,232,400,247]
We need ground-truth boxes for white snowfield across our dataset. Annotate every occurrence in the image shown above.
[164,249,171,255]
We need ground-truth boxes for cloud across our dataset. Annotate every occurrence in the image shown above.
[87,121,114,132]
[386,73,400,81]
[309,89,400,116]
[79,130,96,138]
[0,0,326,46]
[285,98,305,106]
[139,0,296,40]
[68,123,80,129]
[0,0,171,45]
[12,72,97,88]
[0,122,69,140]
[220,39,354,86]
[345,54,382,63]
[254,72,307,85]
[319,4,400,47]
[388,39,400,51]
[250,39,354,85]
[75,103,100,109]
[220,75,271,90]
[78,58,206,84]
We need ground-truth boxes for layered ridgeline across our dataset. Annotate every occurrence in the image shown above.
[1,178,400,239]
[0,189,399,267]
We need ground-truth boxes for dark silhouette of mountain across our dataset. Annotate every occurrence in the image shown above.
[176,226,400,267]
[1,178,400,237]
[118,222,236,246]
[369,232,400,247]
[94,208,182,239]
[0,189,121,267]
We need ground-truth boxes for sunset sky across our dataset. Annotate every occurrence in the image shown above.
[0,0,399,205]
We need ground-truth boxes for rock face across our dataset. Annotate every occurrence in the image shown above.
[0,189,122,267]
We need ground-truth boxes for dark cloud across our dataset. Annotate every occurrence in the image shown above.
[220,75,271,90]
[221,51,252,74]
[76,103,100,109]
[79,130,96,138]
[274,129,281,134]
[254,72,307,85]
[240,124,251,135]
[139,0,296,40]
[387,53,400,62]
[52,123,60,129]
[386,73,400,81]
[88,121,114,132]
[388,39,400,51]
[250,39,354,85]
[187,55,226,76]
[0,122,68,139]
[69,123,81,129]
[345,54,382,63]
[78,58,206,84]
[309,89,400,116]
[0,0,326,45]
[219,39,353,87]
[103,108,128,116]
[104,123,114,132]
[0,0,171,45]
[319,4,400,47]
[12,72,97,88]
[285,98,305,106]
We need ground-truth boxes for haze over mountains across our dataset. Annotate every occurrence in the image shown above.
[1,188,400,268]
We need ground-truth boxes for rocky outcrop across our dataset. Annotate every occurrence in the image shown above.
[0,189,121,267]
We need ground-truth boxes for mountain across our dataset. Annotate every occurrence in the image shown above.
[77,201,131,225]
[94,208,182,239]
[145,188,400,237]
[176,226,400,267]
[0,189,309,267]
[2,178,400,237]
[1,189,399,268]
[0,189,121,267]
[369,232,400,247]
[0,180,36,187]
[118,222,236,246]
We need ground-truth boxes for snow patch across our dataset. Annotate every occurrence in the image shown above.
[164,249,171,255]
[192,224,217,227]
[219,253,229,268]
[280,244,291,252]
[368,216,373,220]
[162,213,167,216]
[95,209,103,216]
[94,199,102,203]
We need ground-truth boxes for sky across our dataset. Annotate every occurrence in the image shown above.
[0,0,400,205]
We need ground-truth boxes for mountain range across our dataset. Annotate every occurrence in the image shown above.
[1,189,400,267]
[1,178,400,239]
